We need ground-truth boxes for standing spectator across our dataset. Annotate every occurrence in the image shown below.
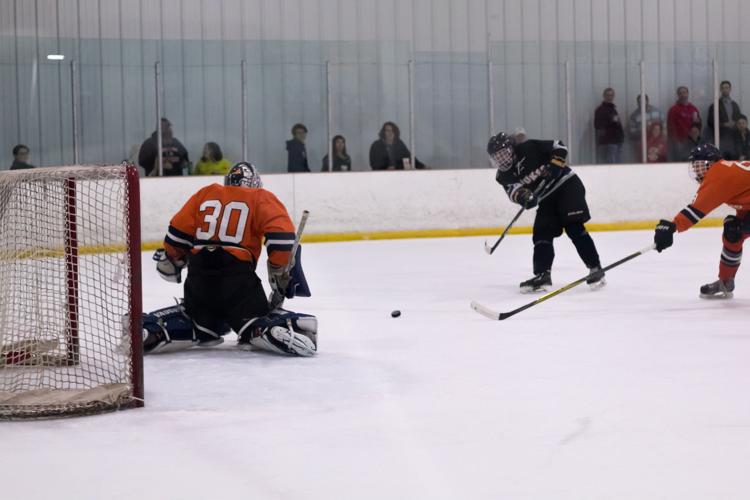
[369,121,425,170]
[731,115,750,161]
[138,117,190,176]
[628,94,665,140]
[193,142,231,175]
[667,86,702,161]
[286,123,310,173]
[707,80,742,156]
[10,144,35,170]
[321,135,352,172]
[646,122,667,163]
[594,88,625,163]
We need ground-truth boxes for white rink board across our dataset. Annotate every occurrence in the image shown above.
[139,163,731,242]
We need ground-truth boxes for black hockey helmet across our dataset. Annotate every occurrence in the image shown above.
[225,162,262,188]
[687,143,722,182]
[487,132,516,172]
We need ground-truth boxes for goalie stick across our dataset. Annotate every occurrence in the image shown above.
[472,244,656,320]
[269,210,309,310]
[484,180,548,255]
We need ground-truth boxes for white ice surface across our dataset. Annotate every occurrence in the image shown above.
[3,229,750,500]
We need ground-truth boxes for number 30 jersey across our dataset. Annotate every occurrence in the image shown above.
[163,183,296,268]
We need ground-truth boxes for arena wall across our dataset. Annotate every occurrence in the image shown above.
[139,163,728,247]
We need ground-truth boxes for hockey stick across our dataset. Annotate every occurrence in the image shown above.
[269,210,310,310]
[472,243,656,320]
[484,180,548,255]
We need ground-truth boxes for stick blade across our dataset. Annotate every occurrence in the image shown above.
[470,301,501,320]
[484,240,494,255]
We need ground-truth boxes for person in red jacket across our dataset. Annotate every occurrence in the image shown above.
[653,144,750,299]
[667,86,702,161]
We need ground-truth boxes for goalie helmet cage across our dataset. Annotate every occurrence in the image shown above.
[0,164,143,419]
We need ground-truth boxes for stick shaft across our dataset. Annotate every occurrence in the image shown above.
[269,210,310,309]
[497,244,655,320]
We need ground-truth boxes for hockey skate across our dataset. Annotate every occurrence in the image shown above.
[520,271,552,294]
[586,266,606,290]
[699,279,734,299]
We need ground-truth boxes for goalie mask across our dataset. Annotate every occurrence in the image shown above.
[687,143,721,183]
[225,162,263,188]
[487,132,516,172]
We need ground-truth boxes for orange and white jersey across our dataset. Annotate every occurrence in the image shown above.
[163,183,295,267]
[674,160,750,232]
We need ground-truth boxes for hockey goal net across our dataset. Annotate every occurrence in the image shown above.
[0,164,143,419]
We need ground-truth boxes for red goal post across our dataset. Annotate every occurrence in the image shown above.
[0,164,143,419]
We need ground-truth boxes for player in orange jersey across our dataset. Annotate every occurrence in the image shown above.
[654,143,750,298]
[145,162,317,356]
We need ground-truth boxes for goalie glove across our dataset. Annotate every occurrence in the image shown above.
[153,248,186,283]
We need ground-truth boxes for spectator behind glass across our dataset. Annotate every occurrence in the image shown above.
[193,142,231,175]
[138,117,190,176]
[594,87,625,164]
[286,123,310,173]
[369,121,425,170]
[10,144,35,170]
[321,135,352,172]
[667,86,702,161]
[646,122,667,163]
[628,95,665,140]
[511,126,527,144]
[731,115,750,161]
[677,124,703,161]
[707,80,743,157]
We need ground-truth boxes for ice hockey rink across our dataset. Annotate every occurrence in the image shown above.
[4,227,750,500]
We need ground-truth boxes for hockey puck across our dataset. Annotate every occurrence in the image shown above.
[391,310,401,318]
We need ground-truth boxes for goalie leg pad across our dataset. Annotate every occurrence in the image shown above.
[238,310,317,357]
[142,303,230,354]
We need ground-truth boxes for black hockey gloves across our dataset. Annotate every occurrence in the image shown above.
[511,187,538,209]
[654,219,676,252]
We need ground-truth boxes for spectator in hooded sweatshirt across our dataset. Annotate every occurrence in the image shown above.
[138,117,190,176]
[286,123,310,173]
[594,87,625,163]
[667,86,702,161]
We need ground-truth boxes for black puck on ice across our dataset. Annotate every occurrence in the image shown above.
[391,310,401,318]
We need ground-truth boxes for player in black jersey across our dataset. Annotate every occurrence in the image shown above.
[488,132,605,293]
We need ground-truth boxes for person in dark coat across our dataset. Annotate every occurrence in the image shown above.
[731,115,750,161]
[594,88,625,164]
[138,117,190,176]
[286,123,310,173]
[369,122,425,170]
[10,144,35,170]
[321,135,352,172]
[707,80,743,157]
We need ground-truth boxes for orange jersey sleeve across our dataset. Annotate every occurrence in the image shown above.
[163,184,295,266]
[673,160,750,232]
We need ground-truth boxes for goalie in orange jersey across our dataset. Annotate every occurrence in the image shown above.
[144,162,317,356]
[653,143,750,298]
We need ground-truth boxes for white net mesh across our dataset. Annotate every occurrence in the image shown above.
[0,165,142,419]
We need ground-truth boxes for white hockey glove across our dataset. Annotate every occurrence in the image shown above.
[153,248,186,283]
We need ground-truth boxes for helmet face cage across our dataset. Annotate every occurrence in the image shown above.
[690,160,711,183]
[225,162,263,188]
[489,146,515,172]
[687,144,721,183]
